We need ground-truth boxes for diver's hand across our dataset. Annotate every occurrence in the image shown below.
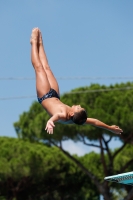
[110,125,123,135]
[45,120,55,134]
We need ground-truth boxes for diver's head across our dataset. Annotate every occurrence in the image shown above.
[71,105,87,125]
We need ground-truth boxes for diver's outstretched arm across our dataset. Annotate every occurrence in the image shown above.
[85,118,123,135]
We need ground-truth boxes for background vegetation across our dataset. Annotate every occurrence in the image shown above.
[1,82,133,199]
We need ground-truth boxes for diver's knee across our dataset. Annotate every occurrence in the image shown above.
[33,62,43,70]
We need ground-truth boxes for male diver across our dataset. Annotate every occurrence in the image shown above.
[30,28,123,135]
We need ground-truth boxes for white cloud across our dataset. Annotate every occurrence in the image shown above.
[62,140,99,156]
[62,137,122,156]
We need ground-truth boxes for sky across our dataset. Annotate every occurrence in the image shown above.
[0,1,133,156]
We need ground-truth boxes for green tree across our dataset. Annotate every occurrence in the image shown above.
[0,137,98,200]
[14,82,133,200]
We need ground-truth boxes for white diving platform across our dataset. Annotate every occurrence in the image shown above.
[104,172,133,186]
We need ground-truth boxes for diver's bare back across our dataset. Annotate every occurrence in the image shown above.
[41,97,67,117]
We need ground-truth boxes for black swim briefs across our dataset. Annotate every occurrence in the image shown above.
[37,88,60,104]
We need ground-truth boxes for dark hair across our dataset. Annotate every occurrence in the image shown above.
[71,110,87,125]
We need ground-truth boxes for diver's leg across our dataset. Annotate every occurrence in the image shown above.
[30,28,51,97]
[38,29,60,95]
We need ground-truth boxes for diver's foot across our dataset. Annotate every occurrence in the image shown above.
[30,28,39,45]
[38,29,43,45]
